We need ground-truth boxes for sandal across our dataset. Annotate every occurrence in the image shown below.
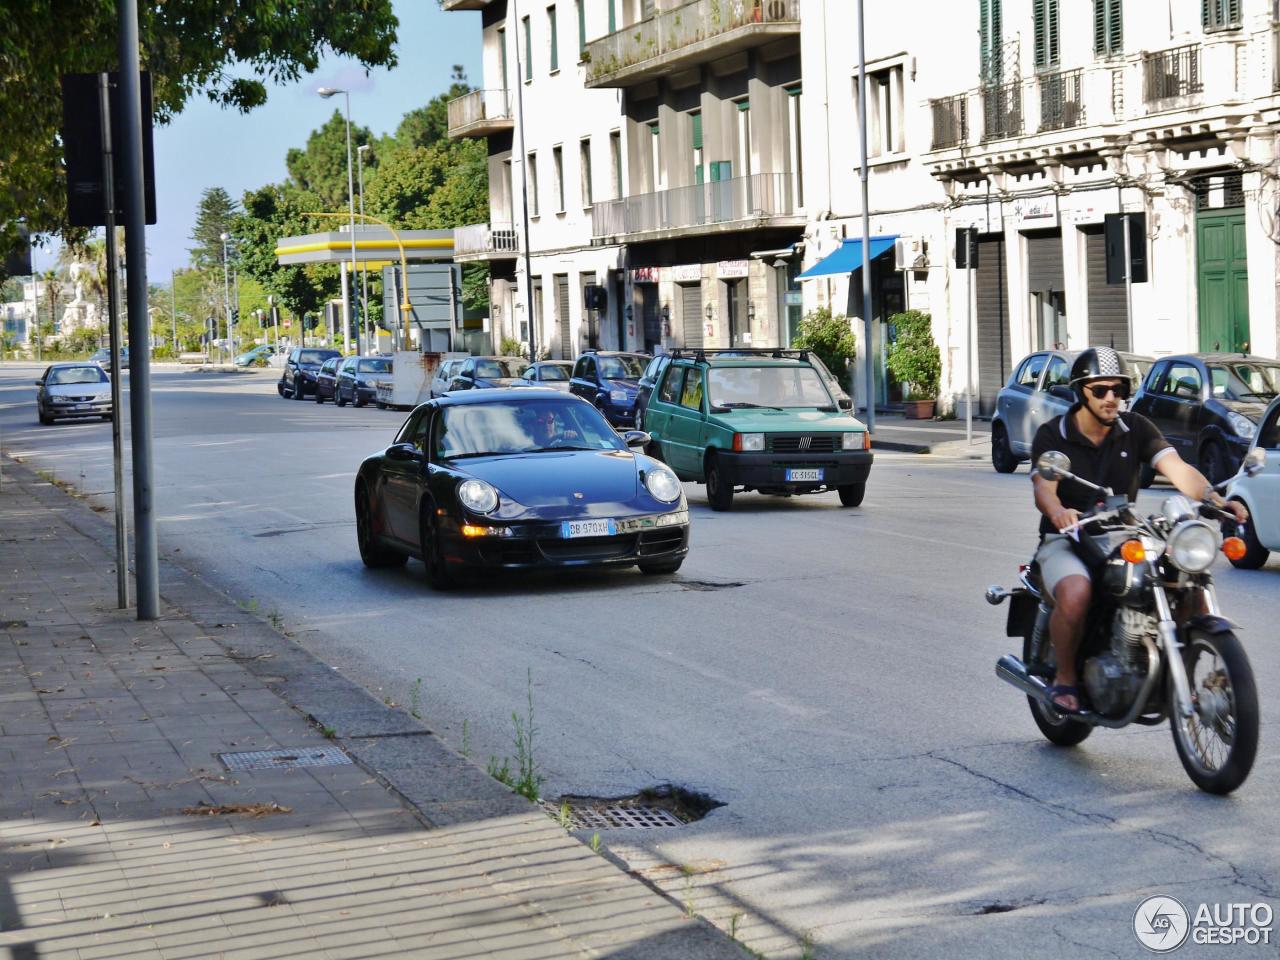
[1045,684,1082,715]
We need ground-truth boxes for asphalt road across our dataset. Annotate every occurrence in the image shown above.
[2,361,1278,959]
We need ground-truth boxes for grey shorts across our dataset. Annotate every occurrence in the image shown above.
[1035,534,1090,598]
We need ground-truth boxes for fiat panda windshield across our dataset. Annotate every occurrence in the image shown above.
[708,365,834,409]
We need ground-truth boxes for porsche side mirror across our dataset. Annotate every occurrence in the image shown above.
[1036,451,1071,481]
[621,430,651,448]
[35,380,44,386]
[387,443,422,462]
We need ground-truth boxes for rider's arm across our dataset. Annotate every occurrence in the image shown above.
[1033,474,1080,531]
[1155,450,1249,521]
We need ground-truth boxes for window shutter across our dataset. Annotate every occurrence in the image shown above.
[691,112,702,150]
[1227,0,1240,26]
[1033,0,1046,69]
[1048,0,1059,66]
[1108,0,1121,53]
[1201,0,1209,28]
[1094,0,1105,55]
[608,0,616,33]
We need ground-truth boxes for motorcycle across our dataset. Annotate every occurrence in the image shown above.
[988,447,1267,794]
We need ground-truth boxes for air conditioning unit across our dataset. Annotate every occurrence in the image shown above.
[894,236,928,270]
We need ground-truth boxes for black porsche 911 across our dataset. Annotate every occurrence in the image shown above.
[354,389,690,587]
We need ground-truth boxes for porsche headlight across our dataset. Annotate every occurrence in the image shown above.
[645,468,681,503]
[1166,520,1220,573]
[457,479,500,514]
[1227,411,1256,439]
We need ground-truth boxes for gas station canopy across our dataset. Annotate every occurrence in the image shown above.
[274,227,454,266]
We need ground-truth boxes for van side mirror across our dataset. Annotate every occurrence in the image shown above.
[838,397,853,411]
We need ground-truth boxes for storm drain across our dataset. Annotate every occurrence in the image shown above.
[218,746,352,772]
[551,784,723,830]
[559,802,685,830]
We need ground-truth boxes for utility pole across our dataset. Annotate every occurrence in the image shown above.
[856,0,875,434]
[512,0,539,364]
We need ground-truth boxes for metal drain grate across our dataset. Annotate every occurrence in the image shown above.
[559,803,685,830]
[218,746,352,771]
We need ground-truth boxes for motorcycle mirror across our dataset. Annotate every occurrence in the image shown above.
[1241,447,1266,478]
[1036,451,1071,481]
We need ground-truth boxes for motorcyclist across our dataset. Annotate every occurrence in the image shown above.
[1029,346,1248,714]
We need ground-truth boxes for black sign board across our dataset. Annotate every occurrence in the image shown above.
[1104,212,1147,284]
[60,72,156,227]
[954,227,979,269]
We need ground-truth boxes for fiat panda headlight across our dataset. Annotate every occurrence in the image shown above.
[1166,520,1220,573]
[457,479,500,514]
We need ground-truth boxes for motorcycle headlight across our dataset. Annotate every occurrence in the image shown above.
[1227,411,1256,439]
[645,468,681,503]
[457,479,499,514]
[1166,520,1220,573]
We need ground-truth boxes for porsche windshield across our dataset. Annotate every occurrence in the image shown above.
[434,402,624,458]
[707,365,834,409]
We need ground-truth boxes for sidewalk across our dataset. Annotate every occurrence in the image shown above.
[0,455,744,960]
[870,412,992,459]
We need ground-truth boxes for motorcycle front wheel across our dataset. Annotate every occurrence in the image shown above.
[1023,623,1092,747]
[1170,628,1259,794]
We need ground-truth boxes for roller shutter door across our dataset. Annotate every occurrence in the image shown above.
[555,275,571,359]
[640,285,661,352]
[680,283,703,349]
[975,233,1011,415]
[1083,225,1128,351]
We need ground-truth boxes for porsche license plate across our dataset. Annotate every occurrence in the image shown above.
[561,519,617,538]
[786,468,823,482]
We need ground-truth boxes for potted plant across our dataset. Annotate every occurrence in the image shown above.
[886,310,940,420]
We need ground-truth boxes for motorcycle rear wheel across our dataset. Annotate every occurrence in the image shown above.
[1023,623,1092,747]
[1170,628,1258,794]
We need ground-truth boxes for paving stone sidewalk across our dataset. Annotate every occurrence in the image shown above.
[0,455,744,960]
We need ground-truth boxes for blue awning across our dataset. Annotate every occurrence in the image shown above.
[797,235,898,280]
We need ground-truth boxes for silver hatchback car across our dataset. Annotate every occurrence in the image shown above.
[990,349,1152,473]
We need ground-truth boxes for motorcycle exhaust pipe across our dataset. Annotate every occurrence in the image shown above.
[995,655,1052,703]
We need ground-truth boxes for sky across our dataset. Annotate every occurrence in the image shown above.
[31,0,481,283]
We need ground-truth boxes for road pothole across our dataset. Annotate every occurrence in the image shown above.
[974,898,1045,916]
[674,579,746,592]
[550,784,724,829]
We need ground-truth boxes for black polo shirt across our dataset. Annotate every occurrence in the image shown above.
[1030,406,1173,536]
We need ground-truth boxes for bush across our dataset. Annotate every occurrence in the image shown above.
[885,310,941,400]
[792,307,857,390]
[499,335,523,357]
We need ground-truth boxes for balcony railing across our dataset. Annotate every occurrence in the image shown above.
[1038,69,1086,132]
[585,0,800,87]
[980,81,1023,142]
[1143,44,1202,103]
[591,172,796,239]
[930,95,968,150]
[446,90,513,138]
[453,223,519,259]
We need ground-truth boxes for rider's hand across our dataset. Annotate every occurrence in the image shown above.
[1225,500,1248,524]
[1050,507,1081,532]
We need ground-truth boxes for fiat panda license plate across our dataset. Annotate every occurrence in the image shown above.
[785,468,823,482]
[562,519,617,538]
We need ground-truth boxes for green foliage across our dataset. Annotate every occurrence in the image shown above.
[363,138,488,230]
[234,182,338,318]
[499,336,523,356]
[792,307,857,390]
[485,670,544,803]
[285,111,376,211]
[0,1,398,268]
[189,188,240,271]
[394,66,471,149]
[885,310,941,399]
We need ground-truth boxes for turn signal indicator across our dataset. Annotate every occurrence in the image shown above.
[1120,540,1147,564]
[1222,537,1247,562]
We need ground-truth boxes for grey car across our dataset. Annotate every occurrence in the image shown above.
[429,358,465,399]
[37,363,113,424]
[516,360,574,392]
[990,349,1152,473]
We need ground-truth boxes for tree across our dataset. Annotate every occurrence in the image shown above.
[190,188,240,270]
[285,111,375,211]
[0,1,398,266]
[234,182,338,319]
[394,65,471,149]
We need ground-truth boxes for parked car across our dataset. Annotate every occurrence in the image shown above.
[1225,396,1280,568]
[313,357,342,404]
[279,347,341,400]
[89,346,129,371]
[1131,353,1280,486]
[568,350,650,426]
[235,344,277,367]
[36,363,113,424]
[336,355,391,407]
[447,356,531,391]
[352,390,689,587]
[429,359,466,399]
[517,360,574,392]
[642,349,872,510]
[990,348,1153,473]
[635,354,674,431]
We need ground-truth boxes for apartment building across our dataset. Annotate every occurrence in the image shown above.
[805,0,1280,413]
[446,0,805,358]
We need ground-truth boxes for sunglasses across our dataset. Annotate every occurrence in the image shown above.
[1085,382,1129,400]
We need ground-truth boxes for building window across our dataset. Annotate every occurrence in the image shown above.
[610,130,623,199]
[853,64,905,159]
[1094,0,1122,57]
[980,0,1003,84]
[553,144,565,212]
[498,27,509,92]
[608,0,616,33]
[691,111,703,184]
[1203,0,1240,31]
[649,120,662,191]
[735,99,751,178]
[522,16,532,81]
[528,152,540,217]
[576,0,586,58]
[548,5,559,73]
[1033,0,1059,70]
[786,86,803,207]
[580,138,593,207]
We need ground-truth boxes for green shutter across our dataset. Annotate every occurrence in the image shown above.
[524,17,532,80]
[608,0,616,33]
[1107,0,1121,53]
[691,112,702,149]
[737,99,750,112]
[980,0,1003,83]
[577,0,586,55]
[1033,0,1046,69]
[1047,0,1058,66]
[549,6,558,72]
[1093,0,1105,55]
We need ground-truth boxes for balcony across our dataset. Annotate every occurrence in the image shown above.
[440,0,492,10]
[980,80,1023,142]
[584,0,800,90]
[930,95,968,150]
[446,90,513,139]
[453,223,519,262]
[1143,44,1203,104]
[1038,69,1086,132]
[591,172,800,243]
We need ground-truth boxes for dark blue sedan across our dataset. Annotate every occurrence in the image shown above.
[353,390,689,588]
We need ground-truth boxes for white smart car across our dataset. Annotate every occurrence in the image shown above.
[1225,396,1280,568]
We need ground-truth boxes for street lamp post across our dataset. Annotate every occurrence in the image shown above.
[318,86,358,355]
[219,232,231,364]
[357,142,371,352]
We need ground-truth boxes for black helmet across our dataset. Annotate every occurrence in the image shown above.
[1069,346,1130,401]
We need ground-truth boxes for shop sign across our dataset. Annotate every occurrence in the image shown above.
[716,259,750,279]
[672,263,702,282]
[1013,195,1058,228]
[784,291,803,306]
[630,266,659,283]
[1070,194,1120,224]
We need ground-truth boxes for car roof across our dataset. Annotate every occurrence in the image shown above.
[1158,352,1280,364]
[674,355,815,368]
[435,388,588,407]
[582,351,648,358]
[47,361,103,369]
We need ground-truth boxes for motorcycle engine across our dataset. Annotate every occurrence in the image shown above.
[1083,609,1155,717]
